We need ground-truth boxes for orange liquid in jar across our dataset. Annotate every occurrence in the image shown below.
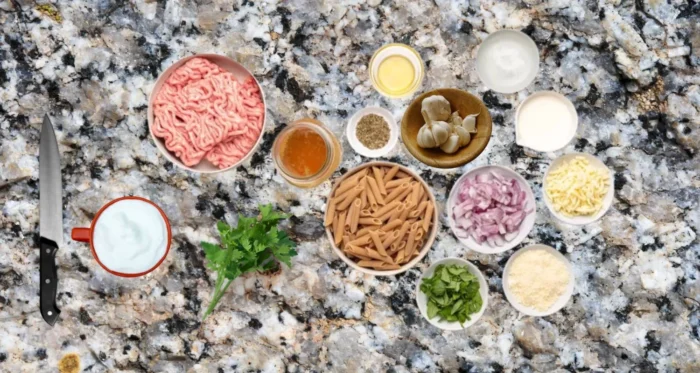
[280,127,328,178]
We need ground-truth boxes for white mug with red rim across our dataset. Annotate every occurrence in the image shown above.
[71,196,172,278]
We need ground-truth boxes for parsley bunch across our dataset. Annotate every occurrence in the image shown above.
[201,204,297,320]
[419,264,483,325]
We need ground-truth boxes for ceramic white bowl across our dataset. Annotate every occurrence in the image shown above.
[502,244,574,316]
[475,30,540,94]
[543,152,614,225]
[147,54,266,173]
[346,106,399,158]
[415,258,488,330]
[447,165,536,254]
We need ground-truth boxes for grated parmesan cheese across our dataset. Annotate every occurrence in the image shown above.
[545,156,610,216]
[508,249,570,311]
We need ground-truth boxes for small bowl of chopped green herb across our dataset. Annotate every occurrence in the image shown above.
[346,106,399,158]
[416,258,488,330]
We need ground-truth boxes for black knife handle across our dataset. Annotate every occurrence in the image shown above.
[40,237,60,325]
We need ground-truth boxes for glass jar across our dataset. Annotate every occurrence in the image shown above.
[272,118,342,188]
[369,43,425,99]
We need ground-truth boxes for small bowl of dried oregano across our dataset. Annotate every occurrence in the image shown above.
[346,106,399,158]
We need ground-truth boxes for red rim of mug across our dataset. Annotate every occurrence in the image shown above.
[71,196,172,278]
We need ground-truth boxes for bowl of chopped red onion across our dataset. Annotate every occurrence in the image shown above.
[447,165,536,254]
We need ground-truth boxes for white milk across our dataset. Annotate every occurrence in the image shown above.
[516,92,578,152]
[476,30,539,93]
[93,199,167,274]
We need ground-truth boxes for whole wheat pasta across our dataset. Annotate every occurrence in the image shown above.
[342,168,367,186]
[324,199,336,227]
[359,217,382,226]
[377,208,395,223]
[366,177,386,205]
[382,230,401,248]
[415,229,424,242]
[358,260,387,268]
[337,186,364,210]
[372,167,387,195]
[360,209,373,218]
[334,211,347,246]
[395,187,413,204]
[381,219,403,232]
[335,177,358,196]
[369,231,388,257]
[395,249,406,264]
[349,235,372,246]
[408,201,428,218]
[383,165,399,182]
[342,235,350,249]
[389,204,404,222]
[409,182,420,207]
[404,228,418,258]
[349,199,361,233]
[360,188,368,209]
[422,204,433,232]
[395,171,410,178]
[367,190,378,211]
[372,201,401,219]
[385,184,409,204]
[395,221,411,244]
[399,203,410,221]
[356,225,380,238]
[385,177,412,189]
[418,183,425,201]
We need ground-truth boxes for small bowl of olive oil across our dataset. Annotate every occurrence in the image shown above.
[369,43,425,99]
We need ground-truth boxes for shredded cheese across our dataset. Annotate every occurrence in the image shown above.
[545,156,610,217]
[508,249,570,311]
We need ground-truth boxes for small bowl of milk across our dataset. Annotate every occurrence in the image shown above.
[71,196,172,277]
[515,91,579,152]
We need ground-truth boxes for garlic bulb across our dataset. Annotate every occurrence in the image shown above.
[417,109,451,148]
[462,112,479,133]
[421,95,451,122]
[450,111,463,127]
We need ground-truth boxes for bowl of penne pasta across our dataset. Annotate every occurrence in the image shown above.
[324,162,439,275]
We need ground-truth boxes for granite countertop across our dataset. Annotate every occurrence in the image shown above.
[1,0,700,372]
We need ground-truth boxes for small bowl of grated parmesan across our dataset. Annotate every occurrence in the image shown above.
[502,244,574,316]
[543,153,614,225]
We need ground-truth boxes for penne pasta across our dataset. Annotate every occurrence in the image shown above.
[360,209,373,218]
[324,199,337,227]
[372,167,387,195]
[349,235,372,246]
[342,168,368,187]
[385,177,412,189]
[408,201,428,218]
[369,231,388,257]
[356,225,380,238]
[415,229,424,242]
[335,177,357,196]
[384,184,409,204]
[409,182,420,207]
[334,211,347,246]
[395,249,405,264]
[337,185,364,210]
[382,230,401,248]
[366,176,386,205]
[383,165,399,182]
[381,219,403,232]
[389,204,404,222]
[404,228,418,258]
[422,203,433,232]
[359,217,382,226]
[358,260,387,268]
[349,198,361,233]
[342,235,350,249]
[417,183,425,202]
[360,188,368,209]
[372,200,400,218]
[395,171,411,178]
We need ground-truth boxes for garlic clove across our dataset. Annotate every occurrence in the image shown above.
[440,134,460,154]
[450,111,463,127]
[417,123,438,148]
[453,125,472,147]
[432,120,452,146]
[462,112,479,133]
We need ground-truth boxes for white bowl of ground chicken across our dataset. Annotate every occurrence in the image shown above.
[502,244,574,317]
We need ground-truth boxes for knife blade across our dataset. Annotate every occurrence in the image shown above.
[40,114,61,325]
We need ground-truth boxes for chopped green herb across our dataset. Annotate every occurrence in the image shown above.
[419,264,483,325]
[201,204,297,320]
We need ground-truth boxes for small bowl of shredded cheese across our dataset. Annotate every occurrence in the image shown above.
[543,153,614,225]
[502,244,574,316]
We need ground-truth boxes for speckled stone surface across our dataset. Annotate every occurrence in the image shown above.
[1,0,699,372]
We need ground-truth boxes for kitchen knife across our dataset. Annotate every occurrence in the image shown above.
[40,114,61,325]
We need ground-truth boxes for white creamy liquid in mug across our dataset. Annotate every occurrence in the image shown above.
[93,199,167,274]
[516,94,577,152]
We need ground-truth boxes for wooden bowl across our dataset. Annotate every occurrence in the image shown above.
[401,88,492,169]
[324,161,438,276]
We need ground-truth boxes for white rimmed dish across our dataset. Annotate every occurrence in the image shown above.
[502,244,574,316]
[543,152,614,225]
[324,161,438,276]
[515,91,578,152]
[416,258,488,330]
[147,54,266,173]
[475,30,539,94]
[346,107,399,158]
[447,165,536,254]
